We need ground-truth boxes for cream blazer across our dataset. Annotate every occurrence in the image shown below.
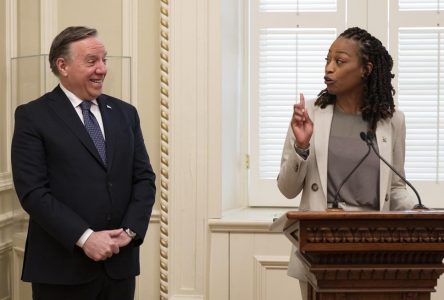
[277,100,416,278]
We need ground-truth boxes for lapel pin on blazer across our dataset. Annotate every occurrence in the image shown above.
[106,104,112,109]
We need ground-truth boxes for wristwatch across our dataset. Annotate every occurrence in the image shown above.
[124,228,137,240]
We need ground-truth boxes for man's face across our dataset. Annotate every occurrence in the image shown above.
[57,37,107,100]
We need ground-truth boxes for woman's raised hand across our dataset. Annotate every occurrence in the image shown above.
[291,93,313,149]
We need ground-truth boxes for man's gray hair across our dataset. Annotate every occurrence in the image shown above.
[49,26,98,76]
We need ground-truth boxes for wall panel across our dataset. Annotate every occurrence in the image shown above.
[0,0,7,174]
[56,0,123,56]
[229,233,300,300]
[16,0,40,56]
[0,244,12,300]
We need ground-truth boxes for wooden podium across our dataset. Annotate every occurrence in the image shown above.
[270,210,444,299]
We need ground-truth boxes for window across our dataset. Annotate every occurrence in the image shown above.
[389,0,444,207]
[248,0,444,208]
[249,0,344,206]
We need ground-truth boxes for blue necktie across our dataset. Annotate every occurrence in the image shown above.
[79,101,107,165]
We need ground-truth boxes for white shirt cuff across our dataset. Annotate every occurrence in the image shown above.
[76,229,94,248]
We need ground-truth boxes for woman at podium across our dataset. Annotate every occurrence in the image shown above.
[276,27,415,299]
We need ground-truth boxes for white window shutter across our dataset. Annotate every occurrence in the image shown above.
[257,29,335,180]
[249,0,339,206]
[260,0,336,12]
[398,28,444,181]
[399,0,444,11]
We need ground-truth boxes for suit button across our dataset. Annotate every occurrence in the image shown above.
[385,194,389,202]
[108,182,113,187]
[294,164,299,172]
[311,183,319,192]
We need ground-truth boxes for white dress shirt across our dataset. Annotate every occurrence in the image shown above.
[60,83,106,138]
[59,83,105,248]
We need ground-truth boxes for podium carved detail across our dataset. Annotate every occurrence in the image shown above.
[305,226,444,244]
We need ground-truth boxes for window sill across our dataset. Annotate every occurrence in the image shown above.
[208,207,295,233]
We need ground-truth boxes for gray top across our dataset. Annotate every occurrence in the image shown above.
[327,106,380,210]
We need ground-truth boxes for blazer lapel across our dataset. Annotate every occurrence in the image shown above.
[313,104,334,198]
[376,119,392,210]
[97,96,115,171]
[47,86,107,169]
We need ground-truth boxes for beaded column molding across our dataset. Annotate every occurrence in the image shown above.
[159,0,170,299]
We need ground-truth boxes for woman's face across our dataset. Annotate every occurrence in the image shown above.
[324,37,369,99]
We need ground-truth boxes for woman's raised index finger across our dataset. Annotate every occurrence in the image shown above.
[299,93,305,110]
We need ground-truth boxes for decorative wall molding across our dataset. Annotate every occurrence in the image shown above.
[8,0,16,58]
[169,296,204,300]
[208,208,289,233]
[254,255,291,269]
[0,173,13,192]
[208,219,273,233]
[3,1,14,188]
[170,295,205,300]
[12,232,27,300]
[0,243,12,300]
[39,0,57,54]
[122,0,137,105]
[150,209,161,224]
[167,0,209,297]
[254,256,291,300]
[0,210,28,238]
[0,241,12,254]
[159,0,170,299]
[0,212,14,230]
[6,0,15,183]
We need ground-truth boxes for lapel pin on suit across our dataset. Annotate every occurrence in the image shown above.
[106,104,112,109]
[382,137,387,142]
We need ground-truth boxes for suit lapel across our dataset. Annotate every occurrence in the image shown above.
[376,119,392,210]
[97,96,115,171]
[47,86,107,170]
[313,104,334,198]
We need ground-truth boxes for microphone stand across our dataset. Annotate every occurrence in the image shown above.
[365,132,427,210]
[331,133,372,210]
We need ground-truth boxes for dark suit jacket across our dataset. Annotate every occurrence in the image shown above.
[11,85,156,284]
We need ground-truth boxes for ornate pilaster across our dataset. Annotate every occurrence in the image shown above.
[159,0,170,299]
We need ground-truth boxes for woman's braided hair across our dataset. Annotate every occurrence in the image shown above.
[314,27,396,131]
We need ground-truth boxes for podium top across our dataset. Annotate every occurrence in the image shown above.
[287,210,444,220]
[269,210,444,233]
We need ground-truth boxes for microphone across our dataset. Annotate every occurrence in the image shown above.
[331,132,372,209]
[362,131,427,210]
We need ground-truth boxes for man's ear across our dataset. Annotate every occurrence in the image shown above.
[56,57,68,77]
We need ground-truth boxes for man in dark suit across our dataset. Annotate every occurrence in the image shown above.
[11,26,156,300]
